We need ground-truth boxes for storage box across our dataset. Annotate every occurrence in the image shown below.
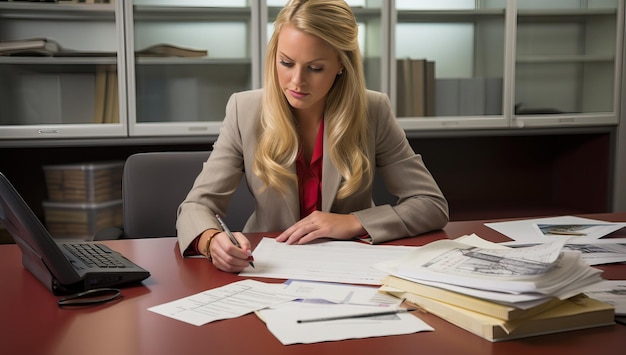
[43,161,123,202]
[42,199,122,240]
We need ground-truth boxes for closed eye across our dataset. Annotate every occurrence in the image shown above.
[279,60,324,73]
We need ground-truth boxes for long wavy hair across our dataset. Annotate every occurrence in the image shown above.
[253,0,371,199]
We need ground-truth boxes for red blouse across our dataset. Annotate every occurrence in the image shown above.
[295,120,324,218]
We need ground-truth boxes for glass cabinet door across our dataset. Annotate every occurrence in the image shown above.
[514,0,622,127]
[393,0,508,129]
[265,0,386,93]
[127,0,256,136]
[0,1,125,139]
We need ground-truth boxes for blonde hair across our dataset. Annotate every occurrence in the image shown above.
[253,0,371,199]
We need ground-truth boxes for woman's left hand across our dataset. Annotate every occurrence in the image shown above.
[275,211,366,244]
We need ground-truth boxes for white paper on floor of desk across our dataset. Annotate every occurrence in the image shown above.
[484,215,626,242]
[256,302,433,345]
[147,279,296,326]
[239,237,415,285]
[283,280,403,306]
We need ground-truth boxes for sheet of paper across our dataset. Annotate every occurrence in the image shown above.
[533,223,626,239]
[484,215,626,242]
[256,302,433,345]
[584,280,626,315]
[147,279,295,326]
[502,238,626,266]
[239,237,415,285]
[283,280,402,306]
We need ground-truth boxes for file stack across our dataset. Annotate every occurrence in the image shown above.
[376,234,615,341]
[42,161,124,241]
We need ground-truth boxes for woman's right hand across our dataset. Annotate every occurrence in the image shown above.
[201,229,253,273]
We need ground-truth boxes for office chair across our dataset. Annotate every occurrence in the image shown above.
[97,151,253,239]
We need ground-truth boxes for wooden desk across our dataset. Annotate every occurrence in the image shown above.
[1,213,625,355]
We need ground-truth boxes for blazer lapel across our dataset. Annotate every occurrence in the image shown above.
[321,126,341,212]
[284,163,301,221]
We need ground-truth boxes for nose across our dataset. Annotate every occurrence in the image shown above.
[291,66,307,86]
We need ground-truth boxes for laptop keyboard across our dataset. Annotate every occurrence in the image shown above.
[64,243,126,268]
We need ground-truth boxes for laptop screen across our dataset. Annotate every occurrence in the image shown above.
[0,172,81,286]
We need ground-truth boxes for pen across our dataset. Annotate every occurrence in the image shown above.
[296,308,417,323]
[547,230,587,236]
[215,214,255,268]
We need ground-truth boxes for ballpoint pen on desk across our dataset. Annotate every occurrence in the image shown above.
[296,308,418,323]
[215,214,255,268]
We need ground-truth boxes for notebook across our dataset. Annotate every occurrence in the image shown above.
[0,172,150,295]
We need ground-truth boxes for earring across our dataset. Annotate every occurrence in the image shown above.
[337,69,343,75]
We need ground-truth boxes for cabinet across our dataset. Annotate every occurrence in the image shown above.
[126,0,257,136]
[392,0,623,131]
[0,1,126,139]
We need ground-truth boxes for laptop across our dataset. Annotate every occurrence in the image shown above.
[0,172,150,295]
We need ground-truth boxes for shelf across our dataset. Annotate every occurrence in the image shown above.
[133,5,251,21]
[516,54,615,63]
[134,57,249,65]
[0,3,115,20]
[397,9,505,22]
[0,56,117,65]
[268,6,381,20]
[517,8,617,20]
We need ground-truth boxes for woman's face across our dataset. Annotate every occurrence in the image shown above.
[276,24,343,117]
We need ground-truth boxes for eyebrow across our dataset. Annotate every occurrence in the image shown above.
[278,51,328,64]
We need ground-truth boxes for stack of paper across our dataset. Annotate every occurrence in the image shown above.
[375,234,615,341]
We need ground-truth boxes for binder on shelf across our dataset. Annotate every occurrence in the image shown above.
[459,78,486,116]
[485,77,503,115]
[0,38,61,56]
[435,78,460,116]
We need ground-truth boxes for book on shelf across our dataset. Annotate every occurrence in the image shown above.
[136,43,208,58]
[425,61,436,116]
[103,67,119,123]
[0,37,116,57]
[396,58,413,117]
[411,58,427,117]
[93,66,107,124]
[396,58,436,117]
[382,288,615,342]
[0,38,62,56]
[93,65,118,124]
[381,275,565,321]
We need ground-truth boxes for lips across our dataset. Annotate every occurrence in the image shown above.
[289,90,308,99]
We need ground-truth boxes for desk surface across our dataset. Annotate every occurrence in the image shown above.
[2,213,625,355]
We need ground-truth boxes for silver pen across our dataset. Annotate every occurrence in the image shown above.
[296,308,417,323]
[215,214,255,268]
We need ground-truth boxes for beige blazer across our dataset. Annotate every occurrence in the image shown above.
[176,89,448,254]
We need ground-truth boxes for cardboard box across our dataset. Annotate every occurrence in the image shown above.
[42,199,122,240]
[43,161,123,203]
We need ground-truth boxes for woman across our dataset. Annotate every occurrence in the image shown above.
[176,0,448,272]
